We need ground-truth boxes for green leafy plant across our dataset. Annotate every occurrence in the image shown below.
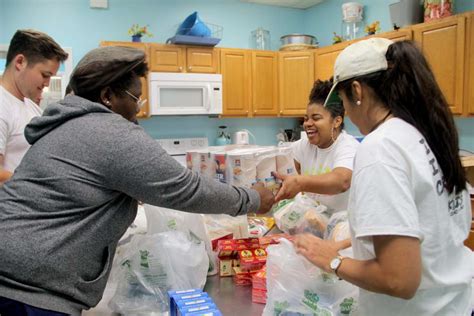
[332,32,343,44]
[128,24,153,37]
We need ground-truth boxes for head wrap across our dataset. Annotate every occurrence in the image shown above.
[69,46,146,95]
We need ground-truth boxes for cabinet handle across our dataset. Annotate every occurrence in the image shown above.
[179,66,183,71]
[246,110,249,114]
[188,66,192,71]
[254,110,257,114]
[280,110,283,114]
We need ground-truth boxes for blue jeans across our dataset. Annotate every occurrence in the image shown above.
[0,296,68,316]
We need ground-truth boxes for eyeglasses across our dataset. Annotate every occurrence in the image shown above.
[124,90,147,109]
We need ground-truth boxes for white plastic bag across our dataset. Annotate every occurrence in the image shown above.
[263,239,358,316]
[273,194,329,237]
[144,204,218,275]
[108,231,209,315]
[324,211,353,258]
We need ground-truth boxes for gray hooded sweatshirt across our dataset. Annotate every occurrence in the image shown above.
[0,95,259,314]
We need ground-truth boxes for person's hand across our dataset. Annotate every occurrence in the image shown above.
[294,233,340,273]
[251,182,275,214]
[272,172,302,202]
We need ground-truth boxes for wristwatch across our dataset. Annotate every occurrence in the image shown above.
[329,255,345,277]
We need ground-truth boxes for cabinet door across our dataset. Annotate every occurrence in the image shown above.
[100,41,150,118]
[220,49,251,116]
[413,16,466,115]
[314,43,347,81]
[251,51,278,116]
[279,51,314,116]
[466,13,474,115]
[149,44,185,72]
[186,47,218,73]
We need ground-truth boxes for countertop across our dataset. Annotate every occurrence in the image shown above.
[204,275,265,316]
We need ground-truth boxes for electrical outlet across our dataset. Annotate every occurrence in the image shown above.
[90,0,108,9]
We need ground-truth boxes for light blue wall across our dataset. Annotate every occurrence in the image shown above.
[455,118,474,152]
[0,0,304,63]
[1,0,473,149]
[304,0,474,48]
[139,116,299,145]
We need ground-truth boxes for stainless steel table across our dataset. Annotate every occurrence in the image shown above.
[204,275,265,316]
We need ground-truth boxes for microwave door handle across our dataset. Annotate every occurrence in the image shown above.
[204,85,211,110]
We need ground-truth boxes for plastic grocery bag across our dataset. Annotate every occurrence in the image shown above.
[263,239,358,316]
[273,194,329,237]
[108,230,209,315]
[144,204,218,275]
[324,211,353,258]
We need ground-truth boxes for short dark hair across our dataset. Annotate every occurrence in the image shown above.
[337,40,466,194]
[5,29,68,68]
[309,79,345,130]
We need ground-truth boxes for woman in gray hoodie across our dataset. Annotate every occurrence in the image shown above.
[0,46,274,315]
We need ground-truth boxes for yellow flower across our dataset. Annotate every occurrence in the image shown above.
[365,21,381,34]
[128,24,153,37]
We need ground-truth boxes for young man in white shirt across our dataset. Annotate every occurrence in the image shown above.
[0,29,68,183]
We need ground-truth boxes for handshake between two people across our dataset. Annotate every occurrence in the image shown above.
[250,171,300,214]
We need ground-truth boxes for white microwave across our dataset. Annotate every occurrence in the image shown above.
[149,72,222,115]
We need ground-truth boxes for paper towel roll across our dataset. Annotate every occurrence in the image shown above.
[212,150,227,183]
[198,149,216,178]
[226,150,257,188]
[276,147,297,176]
[186,151,198,171]
[255,148,277,189]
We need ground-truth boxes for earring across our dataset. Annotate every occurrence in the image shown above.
[331,126,336,143]
[356,100,361,106]
[105,100,111,105]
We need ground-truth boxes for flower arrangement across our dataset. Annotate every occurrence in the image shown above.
[128,24,153,38]
[332,32,343,44]
[365,21,381,35]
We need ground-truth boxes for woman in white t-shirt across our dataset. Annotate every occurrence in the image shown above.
[274,79,359,214]
[294,38,472,315]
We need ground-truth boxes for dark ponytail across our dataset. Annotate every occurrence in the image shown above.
[339,40,466,194]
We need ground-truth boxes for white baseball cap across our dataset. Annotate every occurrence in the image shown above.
[324,37,394,107]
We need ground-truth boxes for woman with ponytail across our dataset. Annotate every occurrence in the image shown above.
[293,38,472,315]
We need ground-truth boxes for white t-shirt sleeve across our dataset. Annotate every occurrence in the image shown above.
[0,115,9,156]
[332,135,358,170]
[292,139,304,163]
[350,161,423,240]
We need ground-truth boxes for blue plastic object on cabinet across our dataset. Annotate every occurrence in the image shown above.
[177,11,211,37]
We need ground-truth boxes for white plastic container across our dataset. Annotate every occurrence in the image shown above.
[342,2,363,22]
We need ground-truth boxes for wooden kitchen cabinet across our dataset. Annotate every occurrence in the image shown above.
[220,48,251,116]
[314,29,412,81]
[148,43,218,73]
[220,49,278,117]
[251,51,279,116]
[99,41,150,118]
[314,42,349,81]
[413,15,466,115]
[279,51,315,116]
[465,13,474,116]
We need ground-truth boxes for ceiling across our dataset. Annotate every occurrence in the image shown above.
[240,0,324,9]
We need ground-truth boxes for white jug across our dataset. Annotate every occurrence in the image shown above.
[232,130,250,145]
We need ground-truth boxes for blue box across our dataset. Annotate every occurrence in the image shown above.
[179,302,217,315]
[184,309,223,316]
